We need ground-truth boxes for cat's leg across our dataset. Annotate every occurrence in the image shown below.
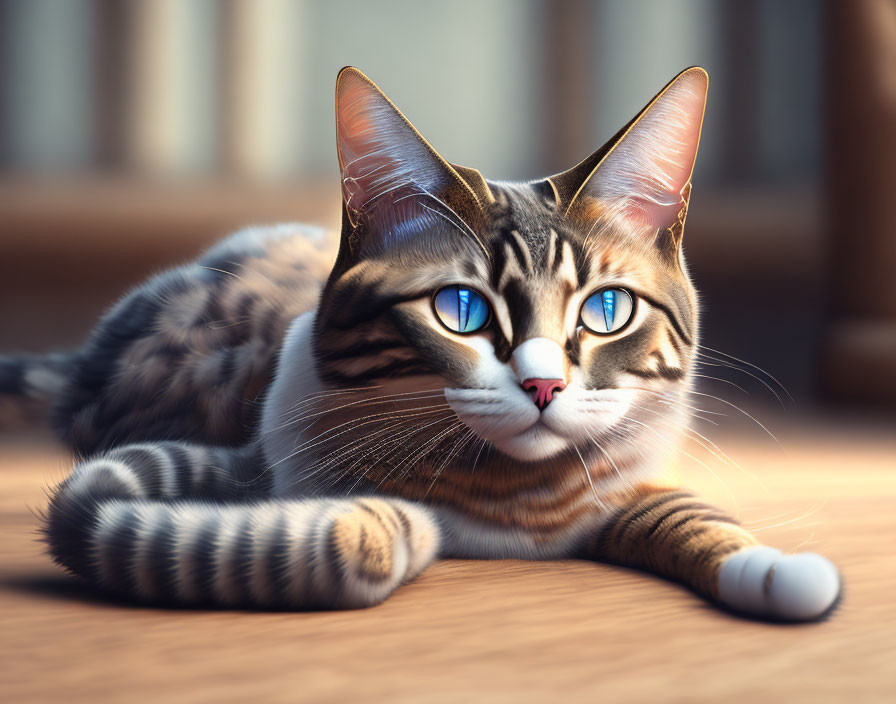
[586,488,841,621]
[44,441,439,609]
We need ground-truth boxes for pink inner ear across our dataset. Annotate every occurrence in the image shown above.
[335,70,448,219]
[336,76,392,214]
[585,70,707,231]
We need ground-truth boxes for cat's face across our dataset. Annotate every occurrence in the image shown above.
[313,67,705,471]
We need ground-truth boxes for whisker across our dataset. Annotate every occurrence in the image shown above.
[342,415,460,494]
[272,390,446,433]
[690,372,750,396]
[743,502,827,532]
[622,416,739,511]
[281,385,382,415]
[423,428,477,499]
[627,401,770,494]
[303,412,457,493]
[585,429,631,492]
[374,420,466,492]
[573,443,608,510]
[271,403,451,468]
[685,390,779,443]
[617,386,726,419]
[468,437,488,476]
[695,353,788,408]
[697,345,794,403]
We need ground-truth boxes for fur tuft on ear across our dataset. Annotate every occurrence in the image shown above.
[335,67,485,230]
[560,67,708,235]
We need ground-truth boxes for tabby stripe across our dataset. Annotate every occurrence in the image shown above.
[324,290,426,330]
[213,514,246,604]
[313,504,345,605]
[693,539,747,575]
[230,516,255,604]
[322,359,434,385]
[165,444,196,497]
[68,458,144,501]
[108,447,164,496]
[490,243,509,288]
[697,511,740,527]
[318,338,409,361]
[658,513,711,543]
[285,502,327,606]
[94,502,139,594]
[191,516,222,603]
[248,508,285,605]
[216,347,240,386]
[504,233,531,275]
[643,502,708,539]
[665,328,682,353]
[259,513,292,606]
[624,364,684,382]
[609,491,693,542]
[551,231,565,272]
[508,230,534,274]
[639,295,693,346]
[129,505,160,599]
[141,509,179,601]
[668,525,711,557]
[172,508,207,601]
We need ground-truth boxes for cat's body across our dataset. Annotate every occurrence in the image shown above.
[1,67,840,620]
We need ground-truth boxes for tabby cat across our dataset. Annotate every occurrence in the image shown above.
[1,67,840,620]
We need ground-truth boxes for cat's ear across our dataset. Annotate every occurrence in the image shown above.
[551,67,708,241]
[335,67,491,231]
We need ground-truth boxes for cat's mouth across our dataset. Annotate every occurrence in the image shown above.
[443,388,570,461]
[444,385,634,462]
[495,419,572,461]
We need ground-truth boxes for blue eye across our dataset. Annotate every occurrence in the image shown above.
[433,286,490,334]
[581,288,635,334]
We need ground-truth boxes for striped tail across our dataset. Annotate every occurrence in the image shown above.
[44,441,439,609]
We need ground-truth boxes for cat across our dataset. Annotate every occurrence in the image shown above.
[0,67,840,620]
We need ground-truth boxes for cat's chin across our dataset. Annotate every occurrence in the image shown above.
[489,422,572,461]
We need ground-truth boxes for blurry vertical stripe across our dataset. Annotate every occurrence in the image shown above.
[223,0,308,179]
[125,0,222,174]
[0,0,96,169]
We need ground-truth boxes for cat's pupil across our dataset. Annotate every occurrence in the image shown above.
[433,285,489,334]
[603,290,616,330]
[457,288,472,329]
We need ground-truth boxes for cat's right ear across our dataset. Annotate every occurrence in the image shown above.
[549,67,708,246]
[334,67,488,232]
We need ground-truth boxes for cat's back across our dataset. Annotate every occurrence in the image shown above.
[53,224,338,454]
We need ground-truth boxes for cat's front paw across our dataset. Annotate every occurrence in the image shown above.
[325,499,438,608]
[718,546,841,621]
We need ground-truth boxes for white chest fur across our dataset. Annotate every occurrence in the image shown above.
[260,312,326,497]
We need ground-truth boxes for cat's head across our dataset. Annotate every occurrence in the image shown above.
[314,67,704,467]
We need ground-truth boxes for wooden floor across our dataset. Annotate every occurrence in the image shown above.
[1,418,894,703]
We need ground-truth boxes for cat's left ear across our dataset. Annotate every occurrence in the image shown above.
[551,67,708,244]
[334,67,491,231]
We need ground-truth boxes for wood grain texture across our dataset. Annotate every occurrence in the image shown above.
[1,420,894,703]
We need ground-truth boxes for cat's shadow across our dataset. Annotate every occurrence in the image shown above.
[1,571,108,606]
[1,570,837,622]
[0,572,339,613]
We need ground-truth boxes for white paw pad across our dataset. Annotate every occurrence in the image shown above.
[718,546,841,621]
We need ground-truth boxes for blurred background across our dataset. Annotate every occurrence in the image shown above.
[1,7,895,700]
[0,0,894,411]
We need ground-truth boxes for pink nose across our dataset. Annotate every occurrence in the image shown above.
[522,378,567,409]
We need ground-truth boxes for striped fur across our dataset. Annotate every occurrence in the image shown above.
[587,489,757,599]
[45,441,437,608]
[9,67,841,620]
